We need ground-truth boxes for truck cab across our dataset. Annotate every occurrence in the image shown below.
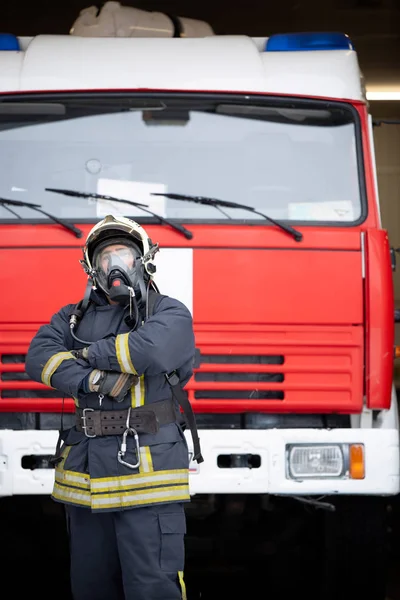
[0,7,398,598]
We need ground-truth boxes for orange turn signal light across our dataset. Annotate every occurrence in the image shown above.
[395,346,400,359]
[349,444,365,479]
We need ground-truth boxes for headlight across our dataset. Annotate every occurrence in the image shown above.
[286,444,364,479]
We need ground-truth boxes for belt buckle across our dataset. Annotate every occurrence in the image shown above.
[81,408,96,438]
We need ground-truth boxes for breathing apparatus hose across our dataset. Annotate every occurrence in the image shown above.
[68,278,155,345]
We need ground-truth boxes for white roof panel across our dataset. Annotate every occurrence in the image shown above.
[0,34,365,101]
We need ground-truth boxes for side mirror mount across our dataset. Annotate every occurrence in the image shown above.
[390,247,400,272]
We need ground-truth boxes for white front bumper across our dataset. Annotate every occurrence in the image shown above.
[0,430,59,496]
[187,428,400,496]
[0,428,399,497]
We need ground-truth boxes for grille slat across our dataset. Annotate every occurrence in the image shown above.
[1,354,26,364]
[194,390,284,400]
[195,372,284,383]
[2,390,65,399]
[199,354,284,365]
[1,372,30,381]
[0,324,364,413]
[194,352,285,400]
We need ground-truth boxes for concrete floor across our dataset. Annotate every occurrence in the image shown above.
[386,496,400,600]
[1,494,399,599]
[387,565,400,600]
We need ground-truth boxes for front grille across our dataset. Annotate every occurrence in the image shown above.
[1,351,286,402]
[189,324,363,412]
[1,323,364,414]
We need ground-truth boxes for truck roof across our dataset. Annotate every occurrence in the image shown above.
[0,34,365,102]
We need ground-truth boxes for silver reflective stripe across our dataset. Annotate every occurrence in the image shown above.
[139,446,154,474]
[91,469,188,492]
[92,485,190,509]
[130,375,145,407]
[135,377,141,406]
[55,470,90,490]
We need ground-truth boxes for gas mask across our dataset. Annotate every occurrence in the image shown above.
[92,239,145,306]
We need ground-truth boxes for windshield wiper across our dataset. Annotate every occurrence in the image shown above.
[0,197,83,238]
[151,192,303,242]
[45,188,193,240]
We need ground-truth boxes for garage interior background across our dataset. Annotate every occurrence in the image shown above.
[2,0,400,374]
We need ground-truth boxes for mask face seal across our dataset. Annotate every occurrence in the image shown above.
[92,239,143,303]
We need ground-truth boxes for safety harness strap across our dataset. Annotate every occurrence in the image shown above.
[165,371,204,464]
[146,291,203,464]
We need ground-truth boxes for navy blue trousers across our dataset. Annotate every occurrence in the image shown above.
[65,503,186,600]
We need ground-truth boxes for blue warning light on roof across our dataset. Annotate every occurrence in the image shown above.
[0,33,20,51]
[265,32,354,52]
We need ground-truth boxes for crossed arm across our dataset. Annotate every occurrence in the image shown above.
[25,297,195,398]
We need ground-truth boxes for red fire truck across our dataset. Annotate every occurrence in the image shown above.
[0,4,398,598]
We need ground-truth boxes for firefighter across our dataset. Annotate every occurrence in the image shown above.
[25,214,201,600]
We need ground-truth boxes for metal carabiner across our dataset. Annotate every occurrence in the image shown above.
[117,427,140,469]
[117,418,140,469]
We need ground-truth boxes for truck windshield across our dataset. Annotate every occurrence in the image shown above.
[0,93,364,225]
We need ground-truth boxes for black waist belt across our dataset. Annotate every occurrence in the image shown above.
[75,398,177,437]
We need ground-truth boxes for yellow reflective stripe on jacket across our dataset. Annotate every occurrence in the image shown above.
[178,572,187,600]
[55,468,91,491]
[54,445,90,490]
[91,484,190,510]
[115,333,137,374]
[52,482,189,510]
[52,482,92,507]
[139,446,154,474]
[131,375,145,408]
[91,469,188,493]
[41,351,76,387]
[53,447,92,506]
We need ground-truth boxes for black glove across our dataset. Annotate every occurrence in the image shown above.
[88,370,138,403]
[72,347,89,361]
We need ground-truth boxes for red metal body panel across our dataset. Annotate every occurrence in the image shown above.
[364,229,394,409]
[193,247,363,325]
